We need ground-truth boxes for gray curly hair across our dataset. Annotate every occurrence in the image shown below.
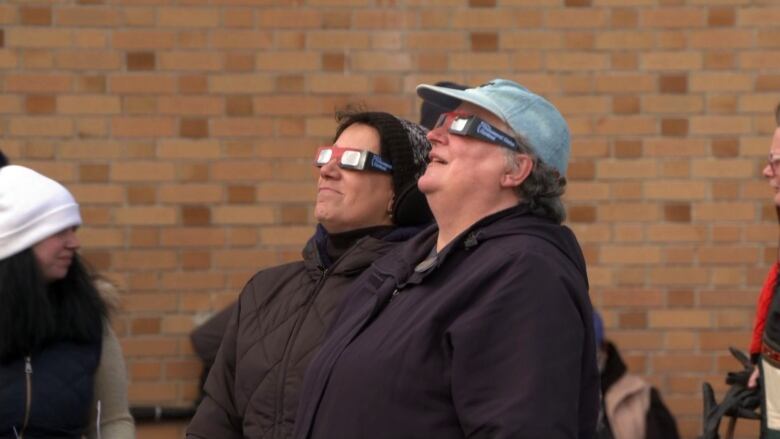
[503,136,567,224]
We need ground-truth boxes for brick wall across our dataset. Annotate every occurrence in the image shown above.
[2,0,779,437]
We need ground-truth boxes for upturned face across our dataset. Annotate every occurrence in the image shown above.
[418,102,517,205]
[314,123,395,233]
[763,128,780,207]
[33,226,80,282]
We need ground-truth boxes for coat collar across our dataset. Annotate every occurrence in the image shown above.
[301,224,425,277]
[372,203,588,287]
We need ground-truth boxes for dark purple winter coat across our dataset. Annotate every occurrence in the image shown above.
[294,204,600,439]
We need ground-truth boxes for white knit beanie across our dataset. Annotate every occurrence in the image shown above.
[0,165,82,260]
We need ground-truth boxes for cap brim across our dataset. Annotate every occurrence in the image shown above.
[416,84,508,124]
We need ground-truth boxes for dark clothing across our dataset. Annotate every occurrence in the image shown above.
[597,342,679,439]
[190,303,235,405]
[294,204,599,439]
[186,226,416,439]
[0,340,101,438]
[752,264,780,362]
[757,265,780,439]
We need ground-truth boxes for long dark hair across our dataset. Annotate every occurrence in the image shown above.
[0,249,107,362]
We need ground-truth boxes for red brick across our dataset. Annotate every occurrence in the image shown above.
[181,206,211,226]
[178,75,208,94]
[321,11,350,29]
[470,32,498,52]
[21,6,52,26]
[610,9,637,28]
[127,51,155,71]
[77,75,106,93]
[110,75,176,94]
[712,138,739,158]
[79,164,109,182]
[62,7,118,26]
[131,318,161,335]
[659,74,687,94]
[225,95,252,116]
[182,251,210,270]
[707,7,737,26]
[113,31,176,50]
[664,203,691,222]
[568,205,596,223]
[25,95,55,114]
[159,7,219,28]
[227,185,255,203]
[322,53,345,72]
[224,53,254,71]
[661,118,689,137]
[704,51,735,70]
[642,8,706,28]
[566,161,595,180]
[180,118,209,138]
[223,9,254,28]
[756,75,780,91]
[612,96,639,115]
[112,117,176,138]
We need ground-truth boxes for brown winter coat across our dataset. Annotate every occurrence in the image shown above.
[186,228,413,439]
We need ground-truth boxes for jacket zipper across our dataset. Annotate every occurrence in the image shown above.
[20,356,32,439]
[271,236,375,436]
[271,265,330,438]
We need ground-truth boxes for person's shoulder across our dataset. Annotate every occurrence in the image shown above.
[251,259,305,277]
[484,227,569,259]
[236,260,316,314]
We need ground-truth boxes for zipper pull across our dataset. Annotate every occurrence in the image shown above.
[24,356,32,375]
[388,288,400,303]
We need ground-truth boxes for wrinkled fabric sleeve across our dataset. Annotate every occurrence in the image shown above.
[751,263,779,361]
[448,252,596,439]
[86,325,136,439]
[187,301,243,439]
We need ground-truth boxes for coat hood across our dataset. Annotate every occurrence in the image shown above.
[373,203,588,288]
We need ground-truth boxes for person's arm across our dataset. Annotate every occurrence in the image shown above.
[186,298,244,439]
[448,252,597,439]
[86,325,135,439]
[750,264,779,360]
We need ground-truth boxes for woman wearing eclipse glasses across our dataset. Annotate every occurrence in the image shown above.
[187,110,432,439]
[294,80,598,439]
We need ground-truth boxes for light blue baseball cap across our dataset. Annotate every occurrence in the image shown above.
[416,78,570,176]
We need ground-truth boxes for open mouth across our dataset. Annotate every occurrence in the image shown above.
[428,154,447,165]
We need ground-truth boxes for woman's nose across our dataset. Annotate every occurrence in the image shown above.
[764,162,773,179]
[318,158,340,179]
[426,124,448,145]
[65,229,80,250]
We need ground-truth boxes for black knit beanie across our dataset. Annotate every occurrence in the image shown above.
[333,111,433,226]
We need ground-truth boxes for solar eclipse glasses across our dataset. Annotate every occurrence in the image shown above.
[315,146,393,173]
[434,112,519,151]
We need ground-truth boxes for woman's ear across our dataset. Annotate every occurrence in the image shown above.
[500,154,533,188]
[387,194,395,216]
